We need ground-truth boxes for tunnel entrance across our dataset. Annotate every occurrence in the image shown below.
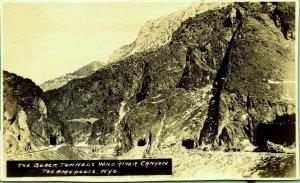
[273,113,295,123]
[255,122,295,150]
[182,139,195,149]
[49,135,57,145]
[137,139,147,146]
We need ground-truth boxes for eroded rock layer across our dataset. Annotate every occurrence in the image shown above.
[4,3,296,157]
[42,2,295,154]
[3,71,69,155]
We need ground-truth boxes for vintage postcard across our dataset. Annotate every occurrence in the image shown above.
[1,0,299,181]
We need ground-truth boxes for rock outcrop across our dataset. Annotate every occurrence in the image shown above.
[3,71,67,155]
[108,2,230,63]
[40,61,104,91]
[43,2,296,155]
[4,2,295,158]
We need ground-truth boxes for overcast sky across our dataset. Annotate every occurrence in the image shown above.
[3,2,191,84]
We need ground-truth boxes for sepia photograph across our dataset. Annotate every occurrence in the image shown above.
[1,0,298,181]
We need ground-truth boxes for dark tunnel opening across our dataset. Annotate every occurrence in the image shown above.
[182,139,195,149]
[137,139,147,146]
[273,113,295,123]
[255,122,295,150]
[49,136,57,145]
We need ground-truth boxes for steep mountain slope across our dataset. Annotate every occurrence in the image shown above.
[40,61,104,91]
[108,2,230,63]
[3,71,71,156]
[43,2,296,156]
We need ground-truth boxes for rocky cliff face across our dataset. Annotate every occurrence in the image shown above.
[108,2,230,63]
[3,71,68,155]
[198,2,296,150]
[40,61,104,91]
[43,2,296,155]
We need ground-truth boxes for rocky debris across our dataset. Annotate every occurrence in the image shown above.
[265,141,295,153]
[40,61,104,91]
[150,147,296,178]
